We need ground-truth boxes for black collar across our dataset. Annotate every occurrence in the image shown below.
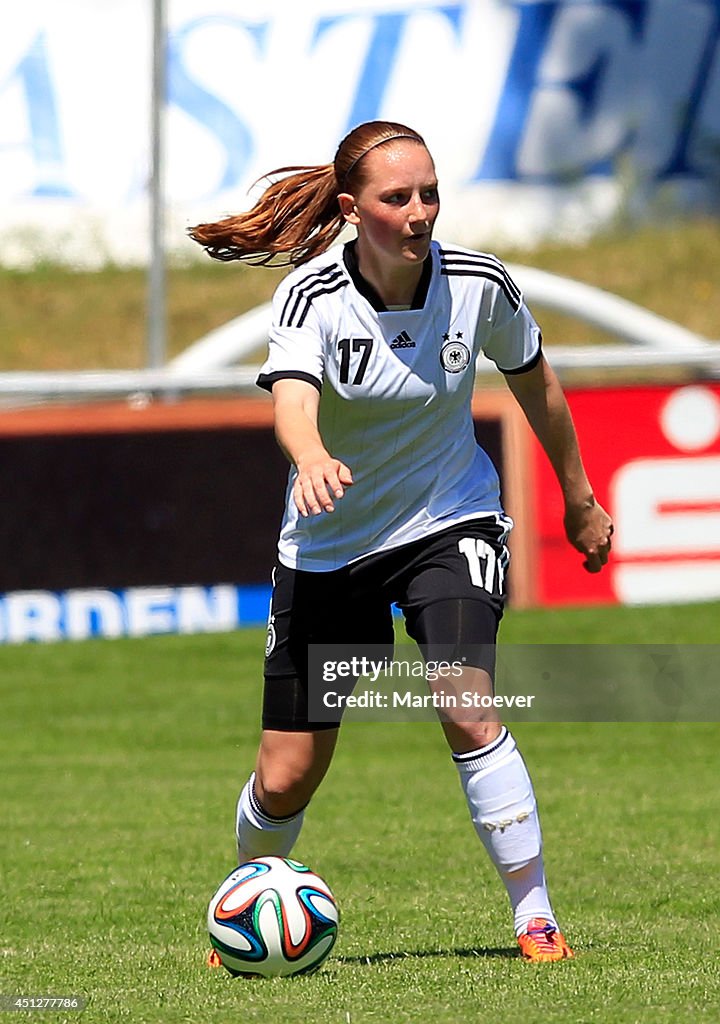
[343,240,432,312]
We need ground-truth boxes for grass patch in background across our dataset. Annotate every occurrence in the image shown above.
[0,218,717,371]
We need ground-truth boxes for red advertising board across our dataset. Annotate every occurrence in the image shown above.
[533,383,720,606]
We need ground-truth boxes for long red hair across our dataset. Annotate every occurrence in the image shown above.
[188,121,426,266]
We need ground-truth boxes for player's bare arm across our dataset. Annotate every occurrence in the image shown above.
[503,354,613,573]
[272,378,353,517]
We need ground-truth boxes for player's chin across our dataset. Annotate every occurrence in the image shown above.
[402,234,431,259]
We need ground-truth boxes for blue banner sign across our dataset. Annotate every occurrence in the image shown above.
[0,584,272,644]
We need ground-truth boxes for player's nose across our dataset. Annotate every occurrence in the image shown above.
[408,193,430,226]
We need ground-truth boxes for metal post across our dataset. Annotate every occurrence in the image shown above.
[147,0,166,369]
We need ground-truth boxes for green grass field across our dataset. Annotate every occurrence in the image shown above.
[2,603,719,1024]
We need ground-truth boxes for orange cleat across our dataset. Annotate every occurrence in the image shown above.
[518,918,574,962]
[206,948,223,969]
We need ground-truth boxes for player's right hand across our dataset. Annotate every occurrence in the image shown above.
[293,456,353,517]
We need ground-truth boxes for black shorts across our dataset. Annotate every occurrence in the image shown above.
[262,515,511,731]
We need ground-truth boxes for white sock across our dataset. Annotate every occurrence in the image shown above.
[453,727,557,936]
[235,772,305,864]
[500,857,554,937]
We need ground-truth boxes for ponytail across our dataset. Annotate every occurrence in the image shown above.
[189,120,426,267]
[188,163,343,266]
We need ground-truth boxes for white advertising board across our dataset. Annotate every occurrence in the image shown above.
[1,0,719,264]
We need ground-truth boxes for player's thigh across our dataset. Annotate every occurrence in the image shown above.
[262,563,394,732]
[398,521,508,753]
[400,518,507,664]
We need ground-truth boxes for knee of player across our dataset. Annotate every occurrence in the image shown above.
[449,718,504,751]
[255,765,316,818]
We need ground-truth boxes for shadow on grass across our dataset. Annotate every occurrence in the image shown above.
[335,946,519,966]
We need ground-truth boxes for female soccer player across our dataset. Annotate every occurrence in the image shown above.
[190,120,613,962]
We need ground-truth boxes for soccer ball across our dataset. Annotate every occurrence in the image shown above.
[207,856,339,977]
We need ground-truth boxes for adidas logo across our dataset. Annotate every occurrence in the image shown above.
[390,330,415,349]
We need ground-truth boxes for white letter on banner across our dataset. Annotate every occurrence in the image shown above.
[125,588,176,637]
[176,586,238,634]
[63,589,125,640]
[5,591,62,643]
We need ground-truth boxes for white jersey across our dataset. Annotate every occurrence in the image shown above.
[257,239,541,571]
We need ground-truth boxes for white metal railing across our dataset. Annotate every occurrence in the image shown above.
[0,266,717,400]
[0,347,719,403]
[0,367,259,399]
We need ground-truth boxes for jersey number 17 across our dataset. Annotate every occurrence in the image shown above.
[338,337,373,385]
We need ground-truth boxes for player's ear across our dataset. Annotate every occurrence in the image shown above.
[338,193,360,225]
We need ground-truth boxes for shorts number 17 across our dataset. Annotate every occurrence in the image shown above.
[458,537,506,595]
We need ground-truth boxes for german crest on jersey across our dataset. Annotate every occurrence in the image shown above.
[440,338,470,373]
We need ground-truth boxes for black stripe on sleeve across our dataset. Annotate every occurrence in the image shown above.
[295,279,348,327]
[256,370,322,393]
[497,341,543,376]
[280,265,339,325]
[280,266,346,327]
[441,267,521,312]
[440,250,522,310]
[440,249,521,295]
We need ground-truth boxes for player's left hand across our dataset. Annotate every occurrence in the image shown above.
[563,497,614,573]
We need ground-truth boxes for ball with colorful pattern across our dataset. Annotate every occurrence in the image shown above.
[207,856,339,978]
